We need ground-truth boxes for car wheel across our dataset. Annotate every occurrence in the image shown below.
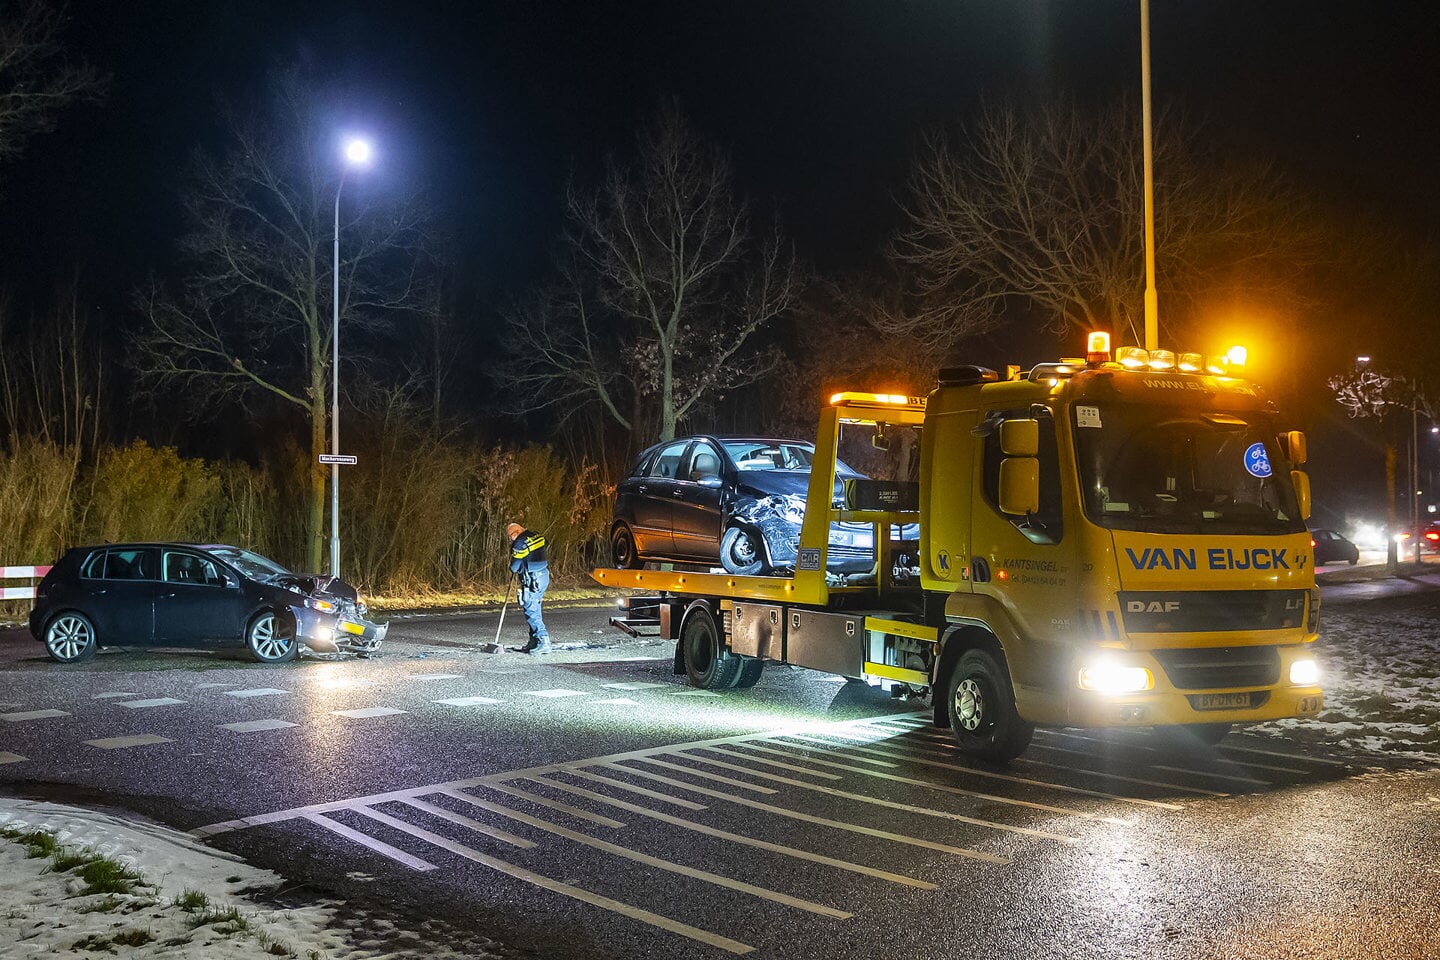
[944,648,1033,762]
[680,603,741,689]
[44,612,98,663]
[611,525,643,569]
[246,611,296,663]
[719,526,766,576]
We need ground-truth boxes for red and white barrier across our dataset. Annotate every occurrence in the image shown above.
[0,565,51,601]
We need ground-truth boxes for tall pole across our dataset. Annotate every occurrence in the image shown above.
[330,176,344,578]
[1413,403,1420,563]
[1140,0,1159,350]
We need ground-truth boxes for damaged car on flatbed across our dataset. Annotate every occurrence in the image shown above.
[29,542,387,663]
[611,435,914,578]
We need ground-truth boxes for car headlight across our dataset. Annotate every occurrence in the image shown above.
[306,597,336,613]
[1077,661,1153,694]
[1289,658,1320,685]
[779,496,807,525]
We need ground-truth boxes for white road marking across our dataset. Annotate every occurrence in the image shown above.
[1035,728,1298,775]
[0,752,27,764]
[629,756,780,794]
[523,776,937,889]
[350,805,752,954]
[590,698,640,706]
[394,797,537,849]
[785,736,1184,812]
[117,698,187,709]
[193,683,235,689]
[428,793,850,920]
[1022,746,1230,797]
[409,673,463,681]
[563,769,709,811]
[2,709,70,722]
[433,696,504,707]
[671,753,1093,838]
[91,692,138,699]
[220,719,300,732]
[524,689,589,699]
[774,735,900,767]
[597,762,1014,860]
[224,688,289,699]
[602,682,671,691]
[671,689,722,697]
[472,782,628,829]
[333,707,408,718]
[1219,742,1349,767]
[1152,764,1269,786]
[302,812,437,871]
[697,746,843,781]
[85,734,173,749]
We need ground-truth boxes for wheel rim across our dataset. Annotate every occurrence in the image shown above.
[955,677,986,732]
[47,615,92,660]
[614,530,634,566]
[727,530,758,566]
[250,615,291,660]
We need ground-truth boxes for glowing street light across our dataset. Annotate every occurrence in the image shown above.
[330,136,373,578]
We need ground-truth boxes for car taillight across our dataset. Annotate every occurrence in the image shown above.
[1426,531,1439,542]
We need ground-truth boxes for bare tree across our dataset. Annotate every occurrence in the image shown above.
[503,107,802,448]
[892,98,1323,344]
[134,71,433,571]
[0,0,102,169]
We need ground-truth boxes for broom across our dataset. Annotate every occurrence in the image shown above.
[476,574,515,654]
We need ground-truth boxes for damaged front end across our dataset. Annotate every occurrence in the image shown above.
[730,494,878,576]
[275,574,388,656]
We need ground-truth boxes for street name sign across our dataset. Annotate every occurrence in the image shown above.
[318,454,358,465]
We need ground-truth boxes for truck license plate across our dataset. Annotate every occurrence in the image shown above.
[1194,692,1252,710]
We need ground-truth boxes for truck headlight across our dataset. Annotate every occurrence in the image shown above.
[1289,659,1320,685]
[1078,662,1153,694]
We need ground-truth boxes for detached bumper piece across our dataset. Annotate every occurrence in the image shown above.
[334,618,387,653]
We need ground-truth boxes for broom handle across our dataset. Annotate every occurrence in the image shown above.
[493,575,514,646]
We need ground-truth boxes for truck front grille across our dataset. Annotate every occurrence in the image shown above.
[1152,646,1280,690]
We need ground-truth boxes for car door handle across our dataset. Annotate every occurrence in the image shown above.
[672,488,686,497]
[162,592,176,599]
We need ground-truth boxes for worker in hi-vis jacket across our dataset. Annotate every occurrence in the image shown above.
[506,522,551,654]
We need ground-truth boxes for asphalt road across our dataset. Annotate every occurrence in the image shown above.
[2,590,1438,959]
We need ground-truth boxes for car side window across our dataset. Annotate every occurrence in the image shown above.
[80,551,106,579]
[164,551,224,586]
[682,442,722,483]
[103,548,159,580]
[646,441,690,479]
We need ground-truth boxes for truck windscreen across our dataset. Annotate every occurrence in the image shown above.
[1071,402,1306,535]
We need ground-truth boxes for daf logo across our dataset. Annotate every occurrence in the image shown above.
[1127,600,1180,613]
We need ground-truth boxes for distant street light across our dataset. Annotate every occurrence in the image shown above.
[331,136,373,578]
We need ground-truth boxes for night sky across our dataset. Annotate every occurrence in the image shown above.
[4,1,1436,308]
[2,1,1437,525]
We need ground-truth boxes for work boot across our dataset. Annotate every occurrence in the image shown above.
[520,638,552,655]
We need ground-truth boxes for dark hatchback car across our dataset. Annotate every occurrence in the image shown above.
[29,543,387,663]
[1310,528,1359,566]
[611,435,898,576]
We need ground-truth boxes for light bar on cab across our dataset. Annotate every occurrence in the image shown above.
[828,391,927,408]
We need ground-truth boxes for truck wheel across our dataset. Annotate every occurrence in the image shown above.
[719,526,766,576]
[945,648,1033,762]
[732,656,765,689]
[611,525,643,569]
[681,604,741,689]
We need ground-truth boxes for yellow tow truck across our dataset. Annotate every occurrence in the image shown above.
[594,333,1323,761]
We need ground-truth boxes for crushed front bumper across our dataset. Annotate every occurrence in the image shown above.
[293,606,388,655]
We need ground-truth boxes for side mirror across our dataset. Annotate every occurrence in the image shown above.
[1000,458,1040,516]
[1001,419,1039,457]
[1291,469,1312,520]
[698,475,723,488]
[223,571,240,589]
[1285,430,1307,465]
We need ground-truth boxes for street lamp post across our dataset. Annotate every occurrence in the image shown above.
[331,137,372,578]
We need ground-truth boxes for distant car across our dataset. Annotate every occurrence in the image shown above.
[611,436,908,576]
[1310,528,1359,566]
[28,543,386,663]
[1423,523,1440,553]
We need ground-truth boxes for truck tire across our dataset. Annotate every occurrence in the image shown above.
[681,603,741,689]
[944,648,1033,762]
[732,656,765,689]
